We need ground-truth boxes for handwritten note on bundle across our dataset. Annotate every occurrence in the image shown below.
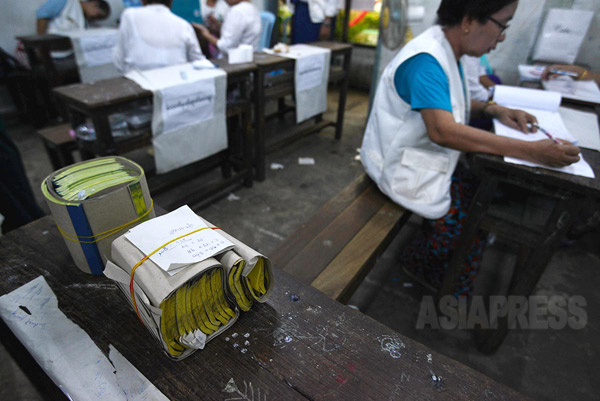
[125,205,234,274]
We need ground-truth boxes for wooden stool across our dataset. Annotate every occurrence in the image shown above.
[37,123,79,170]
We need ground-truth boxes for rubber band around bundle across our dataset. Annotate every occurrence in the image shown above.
[129,226,222,324]
[56,199,155,244]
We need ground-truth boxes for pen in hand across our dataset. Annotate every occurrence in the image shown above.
[527,122,561,145]
[549,69,579,78]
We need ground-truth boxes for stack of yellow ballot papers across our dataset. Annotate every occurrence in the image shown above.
[104,205,273,360]
[42,157,154,275]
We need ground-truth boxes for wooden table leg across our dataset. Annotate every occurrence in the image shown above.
[91,111,117,156]
[335,50,351,140]
[476,195,585,353]
[254,68,266,181]
[439,174,499,297]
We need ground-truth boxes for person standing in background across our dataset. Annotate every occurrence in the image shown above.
[289,0,339,44]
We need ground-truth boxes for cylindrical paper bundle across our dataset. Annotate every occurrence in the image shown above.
[105,236,239,360]
[41,156,154,275]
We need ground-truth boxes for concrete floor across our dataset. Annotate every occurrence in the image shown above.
[2,88,599,400]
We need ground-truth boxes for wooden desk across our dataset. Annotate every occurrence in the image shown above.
[441,148,600,352]
[17,34,76,87]
[53,59,256,209]
[253,41,352,181]
[0,216,529,400]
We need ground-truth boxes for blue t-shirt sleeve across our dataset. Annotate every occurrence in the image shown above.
[36,0,68,19]
[393,53,452,112]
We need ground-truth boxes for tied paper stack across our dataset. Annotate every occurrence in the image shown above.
[42,156,154,275]
[104,205,273,360]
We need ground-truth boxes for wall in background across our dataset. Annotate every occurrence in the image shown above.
[405,0,599,85]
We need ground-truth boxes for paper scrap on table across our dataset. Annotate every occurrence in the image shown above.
[298,157,315,165]
[0,276,169,401]
[125,205,234,273]
[227,193,241,201]
[270,163,284,170]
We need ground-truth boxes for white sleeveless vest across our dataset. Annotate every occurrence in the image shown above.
[48,0,86,34]
[360,25,470,219]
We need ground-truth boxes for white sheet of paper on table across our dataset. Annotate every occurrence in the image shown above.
[125,205,234,273]
[558,107,600,151]
[542,79,600,104]
[492,85,595,178]
[0,276,169,401]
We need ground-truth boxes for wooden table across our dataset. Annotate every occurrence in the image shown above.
[252,41,352,181]
[17,34,77,87]
[0,216,529,400]
[53,59,256,210]
[440,145,600,352]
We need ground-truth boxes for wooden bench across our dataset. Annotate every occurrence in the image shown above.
[37,123,79,170]
[270,173,412,303]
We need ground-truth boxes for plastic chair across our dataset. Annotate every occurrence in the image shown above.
[259,11,276,50]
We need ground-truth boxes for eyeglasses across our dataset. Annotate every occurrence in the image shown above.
[488,16,509,36]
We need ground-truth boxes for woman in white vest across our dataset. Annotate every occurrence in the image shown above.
[36,0,110,34]
[360,0,581,295]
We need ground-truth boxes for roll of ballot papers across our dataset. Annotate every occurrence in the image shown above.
[41,157,154,275]
[103,205,273,360]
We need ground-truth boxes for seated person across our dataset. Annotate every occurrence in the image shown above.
[542,64,600,85]
[36,0,110,34]
[201,0,229,33]
[193,0,261,56]
[113,0,206,73]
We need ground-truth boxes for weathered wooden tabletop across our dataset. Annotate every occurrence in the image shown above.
[0,216,528,400]
[53,60,256,110]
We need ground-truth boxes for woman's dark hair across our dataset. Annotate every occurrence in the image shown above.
[147,0,173,6]
[436,0,516,26]
[92,0,111,19]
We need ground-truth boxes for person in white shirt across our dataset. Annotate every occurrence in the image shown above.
[113,0,206,73]
[193,0,261,56]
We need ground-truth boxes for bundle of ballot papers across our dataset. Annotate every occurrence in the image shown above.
[104,205,273,360]
[42,157,154,275]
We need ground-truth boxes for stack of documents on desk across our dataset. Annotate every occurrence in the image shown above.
[104,205,273,360]
[542,78,600,105]
[66,28,121,83]
[265,44,331,123]
[42,156,154,275]
[126,62,227,174]
[492,85,595,178]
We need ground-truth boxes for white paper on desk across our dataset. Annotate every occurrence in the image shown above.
[126,64,228,174]
[559,107,600,151]
[0,276,169,401]
[274,44,331,123]
[542,79,600,105]
[67,28,121,82]
[125,205,234,273]
[228,44,253,64]
[493,85,594,178]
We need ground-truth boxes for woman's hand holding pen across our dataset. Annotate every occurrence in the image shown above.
[526,139,581,168]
